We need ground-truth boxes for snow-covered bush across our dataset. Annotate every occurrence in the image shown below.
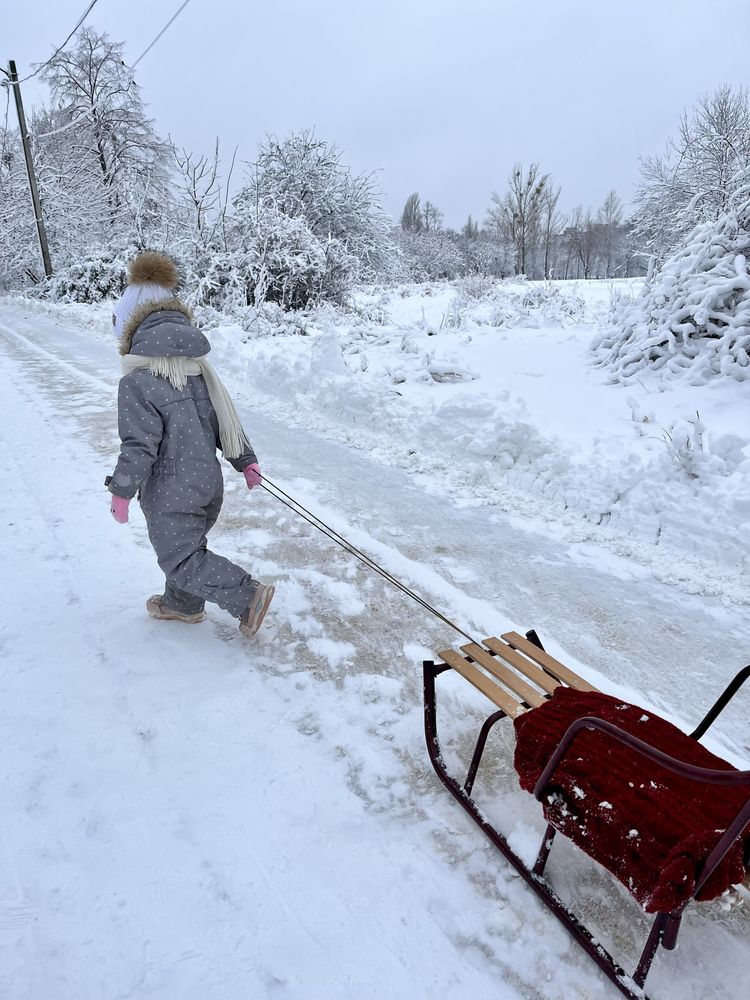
[249,207,330,309]
[521,283,586,323]
[229,131,393,306]
[489,282,587,328]
[197,205,354,312]
[339,296,391,326]
[41,247,130,303]
[194,299,312,338]
[592,195,750,384]
[190,250,254,311]
[463,237,514,277]
[456,274,495,300]
[660,413,706,480]
[650,412,748,481]
[398,230,466,281]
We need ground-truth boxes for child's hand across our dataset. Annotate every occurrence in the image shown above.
[110,495,130,524]
[243,463,262,490]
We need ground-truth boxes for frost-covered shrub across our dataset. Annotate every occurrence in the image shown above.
[339,297,391,326]
[252,208,329,309]
[660,414,706,479]
[190,250,253,310]
[318,237,361,304]
[463,237,515,278]
[521,283,586,323]
[592,198,750,384]
[443,296,468,329]
[225,200,358,309]
[489,282,587,328]
[42,247,130,302]
[398,230,467,281]
[193,299,312,338]
[228,131,394,305]
[654,412,747,481]
[197,204,356,311]
[456,274,495,300]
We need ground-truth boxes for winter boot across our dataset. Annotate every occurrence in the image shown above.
[239,583,275,637]
[146,595,206,624]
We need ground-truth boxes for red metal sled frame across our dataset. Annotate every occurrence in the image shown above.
[422,639,750,1000]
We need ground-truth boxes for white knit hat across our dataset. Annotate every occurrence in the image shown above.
[113,251,180,338]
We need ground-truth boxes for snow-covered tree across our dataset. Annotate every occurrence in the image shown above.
[597,189,623,278]
[1,27,176,288]
[462,234,513,277]
[633,86,750,260]
[41,27,170,240]
[0,120,41,286]
[400,192,422,232]
[565,206,600,279]
[398,229,466,280]
[540,184,562,278]
[422,200,443,233]
[32,105,113,257]
[222,194,360,310]
[592,177,750,384]
[170,141,223,251]
[487,163,548,276]
[462,215,480,241]
[236,130,392,286]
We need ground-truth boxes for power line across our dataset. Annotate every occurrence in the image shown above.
[130,0,193,70]
[34,0,197,141]
[4,0,191,89]
[7,1,101,84]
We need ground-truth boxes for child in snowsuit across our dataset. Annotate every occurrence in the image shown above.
[107,251,274,637]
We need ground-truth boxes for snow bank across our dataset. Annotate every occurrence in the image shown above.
[202,278,749,601]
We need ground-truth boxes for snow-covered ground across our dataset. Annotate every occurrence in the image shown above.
[1,280,749,1000]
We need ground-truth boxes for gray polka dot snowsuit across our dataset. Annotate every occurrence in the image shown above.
[109,308,259,618]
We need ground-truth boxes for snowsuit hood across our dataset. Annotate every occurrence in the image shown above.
[119,299,210,357]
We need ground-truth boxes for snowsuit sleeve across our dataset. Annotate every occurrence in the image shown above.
[224,440,259,474]
[110,375,164,499]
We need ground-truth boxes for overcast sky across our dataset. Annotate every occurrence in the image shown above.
[5,0,750,227]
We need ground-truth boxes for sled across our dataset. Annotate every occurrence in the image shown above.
[423,630,750,999]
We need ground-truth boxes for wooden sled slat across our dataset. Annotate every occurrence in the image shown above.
[501,631,596,692]
[483,637,561,696]
[460,643,547,708]
[438,648,526,718]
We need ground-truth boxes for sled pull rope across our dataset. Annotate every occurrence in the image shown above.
[259,476,484,647]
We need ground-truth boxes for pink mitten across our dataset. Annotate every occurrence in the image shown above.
[110,495,130,524]
[243,463,262,490]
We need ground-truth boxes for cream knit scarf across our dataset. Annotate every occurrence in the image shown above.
[121,354,250,459]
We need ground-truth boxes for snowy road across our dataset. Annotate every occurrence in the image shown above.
[1,302,749,1000]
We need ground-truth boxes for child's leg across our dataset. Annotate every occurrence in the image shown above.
[143,497,258,619]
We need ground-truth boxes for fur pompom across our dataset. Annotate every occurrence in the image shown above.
[128,251,179,289]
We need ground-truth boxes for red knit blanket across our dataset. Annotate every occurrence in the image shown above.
[513,688,750,913]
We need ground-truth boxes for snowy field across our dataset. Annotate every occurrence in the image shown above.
[1,279,750,1000]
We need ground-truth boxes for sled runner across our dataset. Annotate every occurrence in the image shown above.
[423,631,750,999]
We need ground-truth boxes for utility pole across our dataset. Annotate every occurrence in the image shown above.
[6,60,53,278]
